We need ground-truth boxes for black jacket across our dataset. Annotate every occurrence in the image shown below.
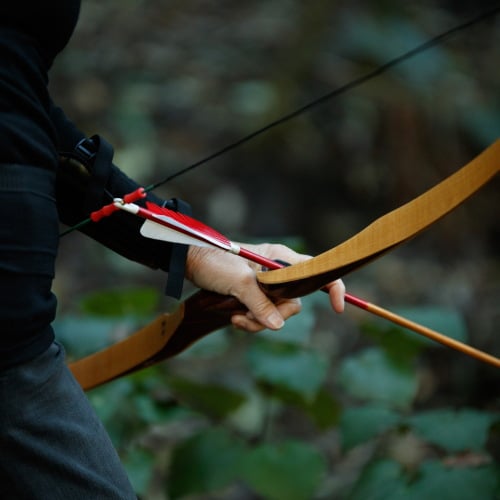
[0,0,186,368]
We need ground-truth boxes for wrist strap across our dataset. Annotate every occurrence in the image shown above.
[163,198,192,299]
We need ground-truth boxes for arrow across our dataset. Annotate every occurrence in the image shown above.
[109,197,500,369]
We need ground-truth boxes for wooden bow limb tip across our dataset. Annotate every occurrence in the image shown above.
[70,290,253,390]
[70,310,184,390]
[69,139,500,390]
[257,139,500,296]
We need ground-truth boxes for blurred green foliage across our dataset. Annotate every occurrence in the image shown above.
[56,287,500,498]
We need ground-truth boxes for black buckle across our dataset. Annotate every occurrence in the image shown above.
[73,137,97,167]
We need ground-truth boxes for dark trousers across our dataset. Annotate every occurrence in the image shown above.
[0,164,136,498]
[0,341,137,499]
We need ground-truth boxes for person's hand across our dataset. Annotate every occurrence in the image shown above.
[186,243,345,333]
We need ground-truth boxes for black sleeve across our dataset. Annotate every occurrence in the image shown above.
[50,103,189,296]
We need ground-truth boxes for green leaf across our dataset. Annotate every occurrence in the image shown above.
[409,460,500,500]
[247,339,329,402]
[167,428,245,499]
[339,348,418,409]
[167,376,247,420]
[79,287,160,317]
[340,405,401,450]
[132,393,173,424]
[300,388,342,429]
[349,459,500,500]
[227,389,267,435]
[408,408,498,452]
[347,460,408,500]
[269,385,342,429]
[240,441,327,500]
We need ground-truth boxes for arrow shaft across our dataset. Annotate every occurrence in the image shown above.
[112,199,500,369]
[242,256,500,367]
[346,295,500,368]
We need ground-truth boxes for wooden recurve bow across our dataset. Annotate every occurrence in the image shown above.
[69,139,500,391]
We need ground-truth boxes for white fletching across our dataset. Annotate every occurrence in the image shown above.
[140,219,212,247]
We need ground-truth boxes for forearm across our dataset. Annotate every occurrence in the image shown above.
[50,102,188,289]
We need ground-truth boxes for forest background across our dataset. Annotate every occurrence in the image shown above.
[50,1,499,499]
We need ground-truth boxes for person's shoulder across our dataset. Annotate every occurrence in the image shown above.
[0,0,81,63]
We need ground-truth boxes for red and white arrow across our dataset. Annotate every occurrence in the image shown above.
[106,195,499,368]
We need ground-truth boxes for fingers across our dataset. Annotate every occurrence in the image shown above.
[186,243,346,335]
[231,297,302,333]
[326,279,346,313]
[231,278,345,333]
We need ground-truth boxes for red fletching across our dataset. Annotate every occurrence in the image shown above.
[144,202,233,250]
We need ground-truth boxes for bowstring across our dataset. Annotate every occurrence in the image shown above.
[61,4,500,236]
